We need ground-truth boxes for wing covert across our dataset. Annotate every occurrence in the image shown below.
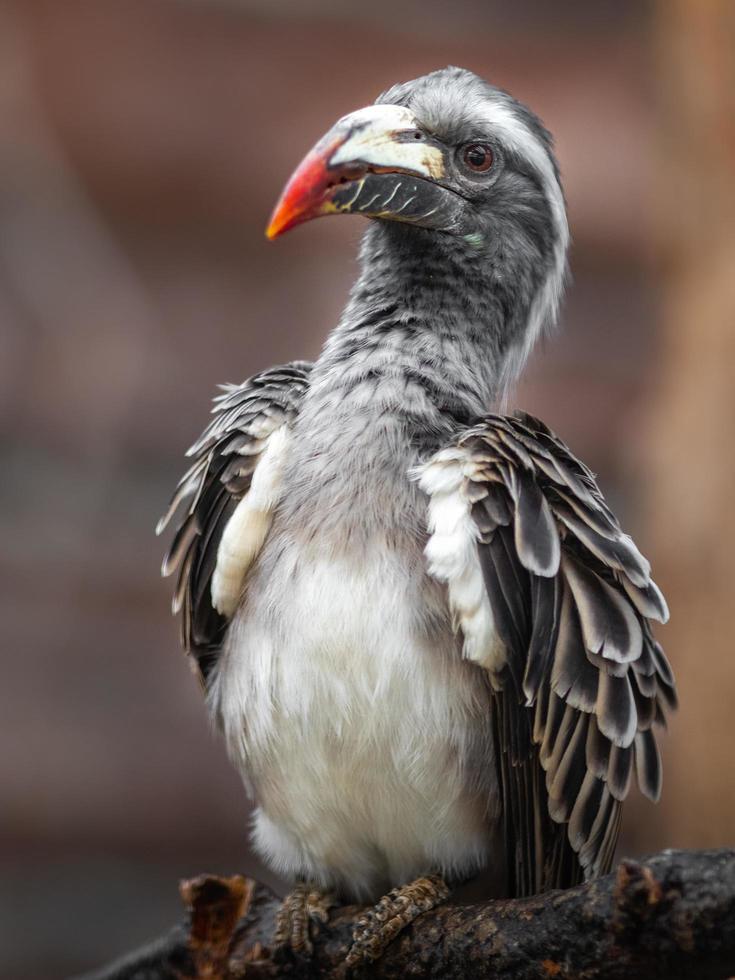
[157,362,311,683]
[418,411,676,895]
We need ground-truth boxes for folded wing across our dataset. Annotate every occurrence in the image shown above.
[417,412,676,895]
[157,362,312,683]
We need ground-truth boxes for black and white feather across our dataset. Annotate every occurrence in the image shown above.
[157,362,312,682]
[417,411,675,893]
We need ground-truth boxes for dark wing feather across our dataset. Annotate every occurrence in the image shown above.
[456,412,674,894]
[157,362,312,683]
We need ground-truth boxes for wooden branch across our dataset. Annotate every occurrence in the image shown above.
[80,848,735,980]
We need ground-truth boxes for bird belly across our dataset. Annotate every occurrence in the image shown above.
[209,546,498,901]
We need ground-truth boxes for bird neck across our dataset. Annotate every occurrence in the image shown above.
[312,221,542,426]
[288,223,544,544]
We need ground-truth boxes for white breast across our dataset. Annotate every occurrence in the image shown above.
[208,542,498,900]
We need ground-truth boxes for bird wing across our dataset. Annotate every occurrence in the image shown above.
[416,411,676,895]
[157,362,312,684]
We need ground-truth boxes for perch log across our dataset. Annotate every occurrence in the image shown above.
[80,848,735,980]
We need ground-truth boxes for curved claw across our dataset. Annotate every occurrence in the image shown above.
[273,883,336,959]
[345,874,450,969]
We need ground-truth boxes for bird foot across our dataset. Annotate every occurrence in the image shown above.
[345,874,450,969]
[273,882,335,959]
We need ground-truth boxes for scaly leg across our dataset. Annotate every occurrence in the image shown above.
[345,874,450,968]
[273,882,335,957]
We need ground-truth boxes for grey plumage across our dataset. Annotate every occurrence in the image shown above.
[158,66,674,903]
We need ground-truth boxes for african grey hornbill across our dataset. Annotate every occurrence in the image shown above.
[158,67,675,966]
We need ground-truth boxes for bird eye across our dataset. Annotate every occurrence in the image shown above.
[462,143,494,173]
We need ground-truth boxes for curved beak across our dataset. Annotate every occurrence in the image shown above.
[266,104,465,239]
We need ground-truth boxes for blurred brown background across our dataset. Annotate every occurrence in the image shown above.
[0,1,732,977]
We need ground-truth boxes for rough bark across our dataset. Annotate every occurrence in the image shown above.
[80,848,735,980]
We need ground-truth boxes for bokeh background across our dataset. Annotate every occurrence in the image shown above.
[1,0,732,976]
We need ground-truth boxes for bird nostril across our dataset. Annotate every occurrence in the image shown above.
[325,176,351,190]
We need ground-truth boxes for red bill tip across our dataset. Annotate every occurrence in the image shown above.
[266,134,346,240]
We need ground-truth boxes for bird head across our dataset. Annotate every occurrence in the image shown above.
[267,67,569,371]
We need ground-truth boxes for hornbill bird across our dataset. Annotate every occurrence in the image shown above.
[159,67,676,965]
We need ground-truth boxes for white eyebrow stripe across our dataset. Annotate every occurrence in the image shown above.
[478,98,569,387]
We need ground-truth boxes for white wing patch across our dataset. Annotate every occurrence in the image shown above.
[415,448,505,674]
[211,425,290,617]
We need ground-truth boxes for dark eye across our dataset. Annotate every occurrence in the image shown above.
[462,143,494,173]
